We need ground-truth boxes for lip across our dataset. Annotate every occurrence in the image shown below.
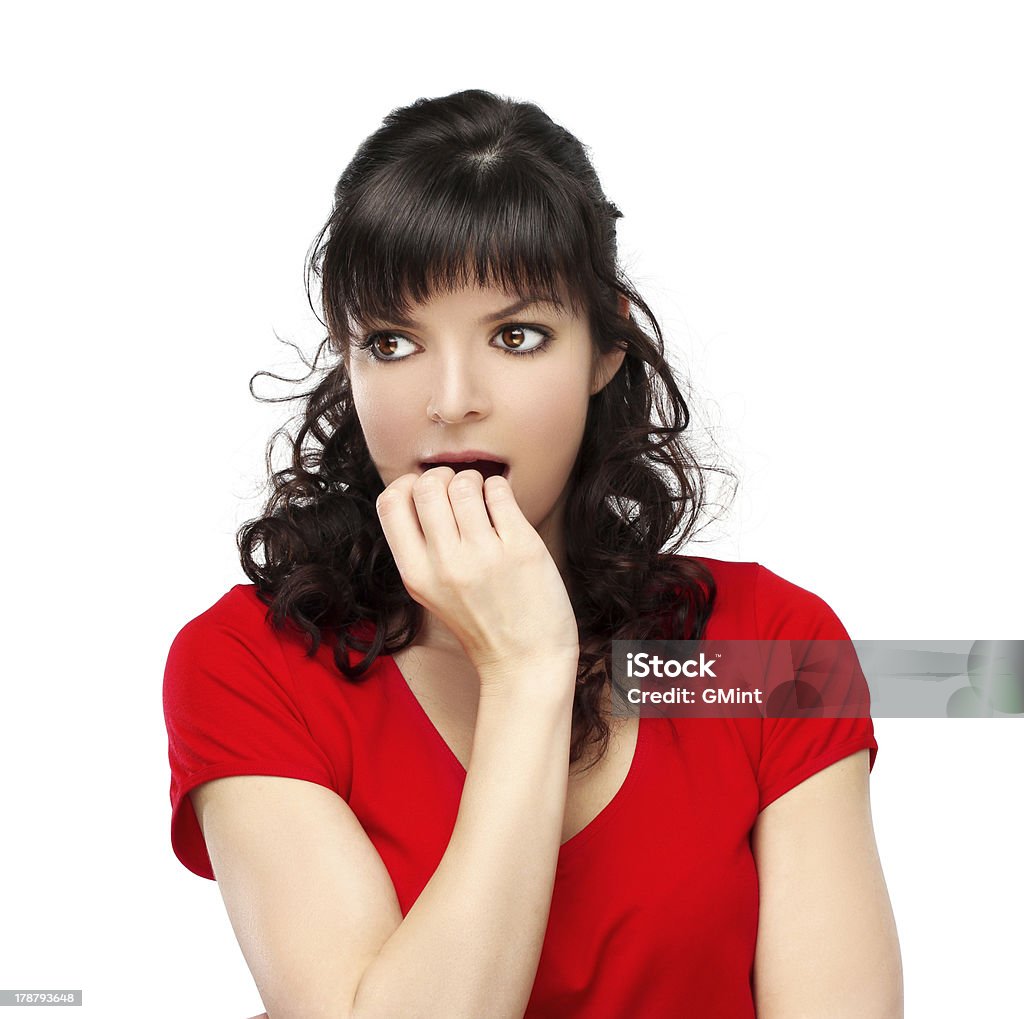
[422,449,506,464]
[419,450,509,478]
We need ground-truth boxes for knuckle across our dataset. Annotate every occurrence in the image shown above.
[448,470,483,497]
[414,468,453,496]
[514,533,546,562]
[397,563,425,595]
[377,474,416,511]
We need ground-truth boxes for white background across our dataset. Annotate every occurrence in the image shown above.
[2,2,1021,1016]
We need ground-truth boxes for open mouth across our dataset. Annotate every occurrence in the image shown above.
[420,459,508,480]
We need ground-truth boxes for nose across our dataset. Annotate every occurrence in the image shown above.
[425,351,493,423]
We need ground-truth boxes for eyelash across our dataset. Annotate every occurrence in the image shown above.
[355,323,554,363]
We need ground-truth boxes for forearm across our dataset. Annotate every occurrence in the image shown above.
[350,662,577,1019]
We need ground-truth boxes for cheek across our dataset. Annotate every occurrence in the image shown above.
[508,368,591,472]
[516,364,589,444]
[350,378,416,474]
[501,371,590,528]
[517,386,587,449]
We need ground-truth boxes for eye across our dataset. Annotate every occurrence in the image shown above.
[355,323,554,363]
[492,324,553,357]
[355,332,417,362]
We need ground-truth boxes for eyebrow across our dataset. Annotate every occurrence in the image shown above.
[373,294,565,330]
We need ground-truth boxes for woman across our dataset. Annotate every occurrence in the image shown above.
[163,89,903,1018]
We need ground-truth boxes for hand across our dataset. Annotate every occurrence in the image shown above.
[376,468,580,681]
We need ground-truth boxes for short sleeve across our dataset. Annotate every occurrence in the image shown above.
[753,565,878,812]
[162,589,341,879]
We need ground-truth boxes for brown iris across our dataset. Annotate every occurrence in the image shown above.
[500,326,526,349]
[373,335,400,356]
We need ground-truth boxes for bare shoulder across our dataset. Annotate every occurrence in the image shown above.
[751,749,904,1018]
[191,774,404,1019]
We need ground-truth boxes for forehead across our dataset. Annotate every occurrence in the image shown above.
[366,287,568,327]
[347,274,579,330]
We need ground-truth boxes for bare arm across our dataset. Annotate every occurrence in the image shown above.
[353,667,575,1017]
[196,467,582,1018]
[195,659,577,1019]
[751,748,904,1018]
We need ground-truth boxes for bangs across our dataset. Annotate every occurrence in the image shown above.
[318,153,598,339]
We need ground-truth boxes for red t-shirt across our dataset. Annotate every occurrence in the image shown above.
[163,557,877,1017]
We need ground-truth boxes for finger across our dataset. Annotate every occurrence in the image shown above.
[481,474,529,542]
[411,466,462,554]
[445,469,498,543]
[376,473,429,582]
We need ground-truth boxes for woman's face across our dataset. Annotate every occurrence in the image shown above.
[345,280,626,560]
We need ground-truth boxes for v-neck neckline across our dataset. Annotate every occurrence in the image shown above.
[383,650,650,857]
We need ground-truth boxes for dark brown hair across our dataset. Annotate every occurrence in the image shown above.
[238,89,735,769]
